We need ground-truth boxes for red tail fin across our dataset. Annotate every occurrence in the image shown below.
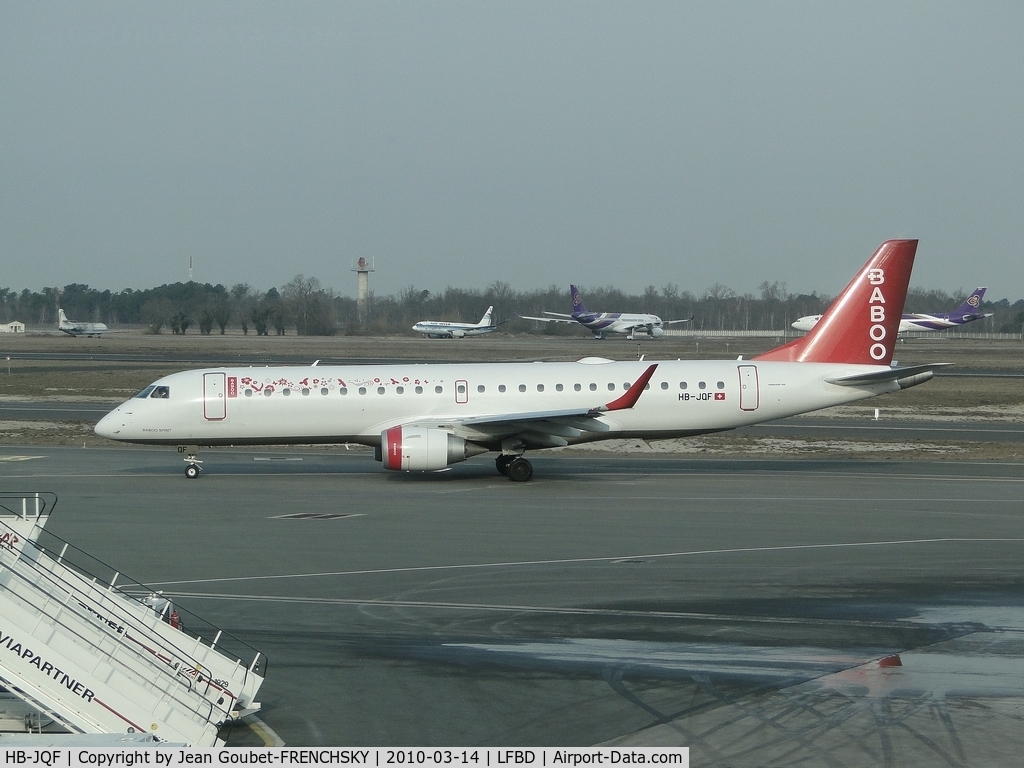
[754,240,917,364]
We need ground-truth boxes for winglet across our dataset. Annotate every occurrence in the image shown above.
[599,364,658,412]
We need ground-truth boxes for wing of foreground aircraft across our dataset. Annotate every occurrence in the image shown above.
[97,239,945,482]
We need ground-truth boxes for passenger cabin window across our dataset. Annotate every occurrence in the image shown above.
[607,383,615,391]
[477,385,485,393]
[661,381,668,390]
[679,382,688,390]
[537,384,544,392]
[135,385,156,399]
[358,387,367,395]
[340,387,348,395]
[397,386,405,394]
[415,386,423,394]
[321,388,329,396]
[555,384,563,392]
[589,383,597,391]
[498,384,506,393]
[457,384,466,394]
[151,386,170,399]
[435,385,443,394]
[245,389,253,397]
[717,381,725,389]
[518,384,527,393]
[377,387,385,394]
[698,381,706,390]
[574,383,581,392]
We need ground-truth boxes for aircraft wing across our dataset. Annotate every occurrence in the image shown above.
[517,314,579,324]
[664,316,695,325]
[401,364,657,447]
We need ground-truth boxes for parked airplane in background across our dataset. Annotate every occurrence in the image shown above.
[792,287,991,333]
[96,240,943,482]
[58,309,109,337]
[519,285,692,339]
[412,306,499,338]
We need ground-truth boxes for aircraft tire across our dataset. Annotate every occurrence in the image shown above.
[185,464,200,479]
[507,457,533,483]
[495,455,511,476]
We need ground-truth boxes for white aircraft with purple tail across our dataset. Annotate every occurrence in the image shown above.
[792,287,991,333]
[519,286,692,339]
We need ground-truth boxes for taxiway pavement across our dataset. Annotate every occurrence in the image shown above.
[2,446,1024,765]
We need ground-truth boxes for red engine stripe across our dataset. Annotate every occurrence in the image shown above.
[384,426,403,470]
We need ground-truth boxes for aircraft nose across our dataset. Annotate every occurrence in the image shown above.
[94,407,124,439]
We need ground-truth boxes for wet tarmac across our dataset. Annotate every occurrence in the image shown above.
[2,446,1023,764]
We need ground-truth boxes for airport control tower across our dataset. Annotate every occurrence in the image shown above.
[352,256,375,324]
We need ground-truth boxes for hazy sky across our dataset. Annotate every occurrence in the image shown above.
[3,3,1022,301]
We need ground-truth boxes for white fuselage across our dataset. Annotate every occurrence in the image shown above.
[59,321,109,336]
[96,358,897,448]
[793,313,973,333]
[411,321,496,338]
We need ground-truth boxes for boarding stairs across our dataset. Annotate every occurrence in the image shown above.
[0,493,264,745]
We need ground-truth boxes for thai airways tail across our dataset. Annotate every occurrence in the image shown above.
[754,239,918,365]
[569,285,589,317]
[477,306,494,326]
[950,287,988,321]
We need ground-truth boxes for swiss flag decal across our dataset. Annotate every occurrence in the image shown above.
[714,392,726,401]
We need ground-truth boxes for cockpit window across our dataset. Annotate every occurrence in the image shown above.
[134,385,156,399]
[150,386,170,399]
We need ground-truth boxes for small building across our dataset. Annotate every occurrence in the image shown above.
[0,321,25,333]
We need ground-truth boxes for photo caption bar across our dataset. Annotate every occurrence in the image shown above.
[1,748,688,768]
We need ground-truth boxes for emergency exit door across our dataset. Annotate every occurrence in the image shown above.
[204,372,226,420]
[738,365,759,411]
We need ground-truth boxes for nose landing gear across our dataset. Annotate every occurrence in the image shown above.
[178,445,203,479]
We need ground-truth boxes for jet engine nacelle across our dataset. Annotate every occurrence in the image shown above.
[649,326,664,338]
[450,329,465,338]
[380,426,487,471]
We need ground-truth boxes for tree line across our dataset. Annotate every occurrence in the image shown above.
[1,278,1022,335]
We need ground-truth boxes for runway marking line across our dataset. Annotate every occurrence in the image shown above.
[0,455,45,462]
[148,536,1024,588]
[164,591,938,629]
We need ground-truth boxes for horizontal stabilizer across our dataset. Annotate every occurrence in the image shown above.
[826,363,950,387]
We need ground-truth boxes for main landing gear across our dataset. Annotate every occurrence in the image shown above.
[178,445,203,479]
[495,454,533,482]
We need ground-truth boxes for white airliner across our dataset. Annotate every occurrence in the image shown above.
[95,240,943,481]
[519,285,692,339]
[412,306,499,338]
[792,287,992,333]
[58,308,109,337]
